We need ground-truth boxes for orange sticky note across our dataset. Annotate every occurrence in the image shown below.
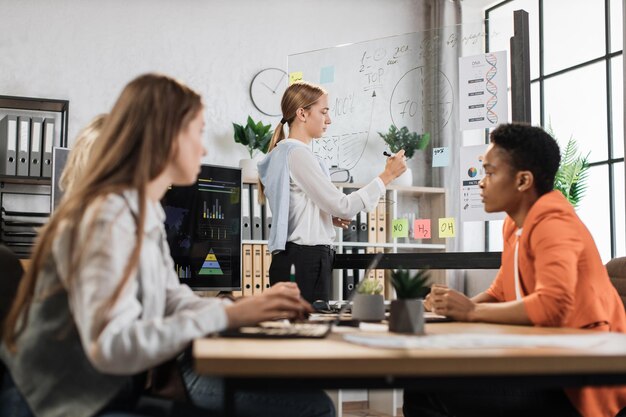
[289,71,303,85]
[438,217,456,238]
[413,219,431,239]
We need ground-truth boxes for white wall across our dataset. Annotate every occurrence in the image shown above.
[0,0,425,167]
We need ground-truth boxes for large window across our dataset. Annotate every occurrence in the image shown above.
[486,0,624,262]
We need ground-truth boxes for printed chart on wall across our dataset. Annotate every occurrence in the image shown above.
[458,51,508,130]
[161,165,242,290]
[460,144,504,222]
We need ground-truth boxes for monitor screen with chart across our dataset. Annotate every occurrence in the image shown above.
[161,164,242,290]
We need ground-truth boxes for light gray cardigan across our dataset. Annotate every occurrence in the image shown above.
[1,190,229,417]
[258,141,328,253]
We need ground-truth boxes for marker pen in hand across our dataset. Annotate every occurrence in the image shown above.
[384,150,406,158]
[289,264,296,283]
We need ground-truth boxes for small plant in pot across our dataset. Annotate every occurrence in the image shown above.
[232,116,273,181]
[351,278,385,322]
[378,125,430,187]
[389,268,430,334]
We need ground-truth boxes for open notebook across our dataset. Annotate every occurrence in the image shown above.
[220,253,384,339]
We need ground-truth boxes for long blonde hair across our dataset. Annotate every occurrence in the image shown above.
[59,114,107,196]
[259,81,327,203]
[4,73,202,351]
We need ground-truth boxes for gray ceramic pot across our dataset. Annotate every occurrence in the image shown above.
[389,299,424,334]
[352,294,385,322]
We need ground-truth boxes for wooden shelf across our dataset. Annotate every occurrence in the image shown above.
[242,239,268,245]
[334,182,445,194]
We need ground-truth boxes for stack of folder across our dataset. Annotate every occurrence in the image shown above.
[233,243,271,297]
[342,189,388,298]
[0,114,57,178]
[241,183,272,241]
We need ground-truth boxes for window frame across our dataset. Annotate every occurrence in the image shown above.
[485,0,624,259]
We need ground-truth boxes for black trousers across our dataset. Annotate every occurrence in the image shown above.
[269,242,335,303]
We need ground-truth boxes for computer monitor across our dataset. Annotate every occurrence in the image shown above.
[161,164,242,291]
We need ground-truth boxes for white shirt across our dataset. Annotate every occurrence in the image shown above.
[285,139,385,246]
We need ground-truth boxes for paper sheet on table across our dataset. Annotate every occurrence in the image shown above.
[343,332,626,350]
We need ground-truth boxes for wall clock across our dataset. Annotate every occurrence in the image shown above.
[249,68,288,117]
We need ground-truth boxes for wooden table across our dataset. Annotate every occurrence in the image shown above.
[194,322,626,415]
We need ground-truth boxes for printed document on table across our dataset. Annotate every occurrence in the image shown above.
[344,332,626,351]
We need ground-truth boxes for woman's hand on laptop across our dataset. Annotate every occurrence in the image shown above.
[224,283,313,329]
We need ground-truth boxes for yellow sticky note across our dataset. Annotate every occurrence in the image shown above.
[438,217,456,238]
[289,71,303,85]
[392,218,409,238]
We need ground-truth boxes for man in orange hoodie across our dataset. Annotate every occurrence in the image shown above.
[403,123,626,417]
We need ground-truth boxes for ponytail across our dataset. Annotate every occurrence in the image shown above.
[258,81,326,206]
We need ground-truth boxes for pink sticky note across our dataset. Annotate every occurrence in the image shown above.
[413,219,431,239]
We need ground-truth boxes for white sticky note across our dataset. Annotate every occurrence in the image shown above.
[433,147,450,167]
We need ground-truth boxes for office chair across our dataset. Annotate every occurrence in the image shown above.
[0,243,24,370]
[0,244,32,417]
[606,258,626,417]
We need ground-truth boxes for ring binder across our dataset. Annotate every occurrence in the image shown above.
[29,117,43,177]
[0,115,17,176]
[17,117,30,176]
[42,118,55,178]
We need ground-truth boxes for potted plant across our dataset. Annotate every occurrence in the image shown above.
[351,278,385,322]
[389,268,430,334]
[378,125,430,186]
[233,116,273,181]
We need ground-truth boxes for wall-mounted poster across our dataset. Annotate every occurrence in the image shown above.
[460,144,505,222]
[459,51,508,130]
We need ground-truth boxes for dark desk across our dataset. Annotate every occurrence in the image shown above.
[333,251,502,270]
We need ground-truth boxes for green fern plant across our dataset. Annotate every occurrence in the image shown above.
[548,125,590,208]
[233,116,273,158]
[378,125,430,160]
[390,268,430,299]
[357,278,383,295]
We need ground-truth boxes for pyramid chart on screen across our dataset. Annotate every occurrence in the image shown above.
[198,249,224,275]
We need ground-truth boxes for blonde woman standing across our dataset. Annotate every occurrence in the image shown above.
[258,81,406,303]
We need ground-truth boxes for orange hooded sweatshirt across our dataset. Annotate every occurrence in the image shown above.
[486,190,626,417]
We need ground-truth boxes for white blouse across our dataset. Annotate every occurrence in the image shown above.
[284,139,385,246]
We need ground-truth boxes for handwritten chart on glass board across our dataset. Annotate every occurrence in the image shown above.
[288,28,460,182]
[288,24,503,183]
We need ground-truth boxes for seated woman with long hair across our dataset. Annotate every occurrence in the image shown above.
[1,73,330,417]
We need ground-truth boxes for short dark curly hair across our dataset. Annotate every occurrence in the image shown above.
[490,123,561,195]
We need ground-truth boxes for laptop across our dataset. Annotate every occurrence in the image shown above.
[220,253,384,339]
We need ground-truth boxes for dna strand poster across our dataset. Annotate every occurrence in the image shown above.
[458,51,508,130]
